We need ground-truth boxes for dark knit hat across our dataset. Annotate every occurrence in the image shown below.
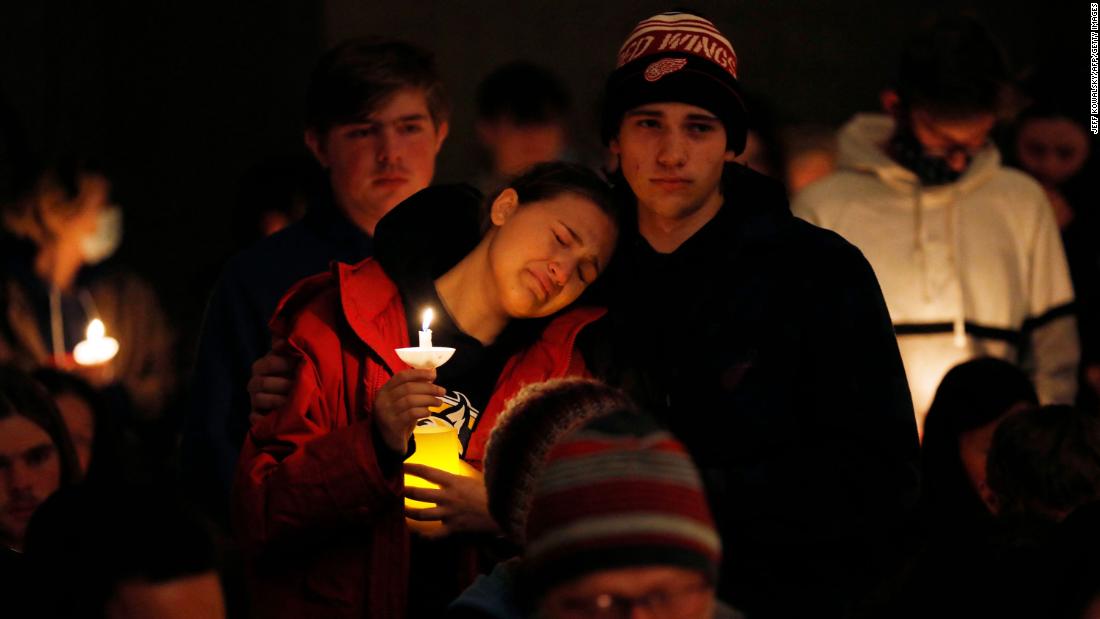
[483,377,720,600]
[601,12,748,154]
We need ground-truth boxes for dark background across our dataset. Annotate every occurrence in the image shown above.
[0,1,1088,366]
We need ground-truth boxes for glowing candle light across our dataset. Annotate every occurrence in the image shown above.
[393,307,461,531]
[73,319,119,366]
[404,416,479,534]
[396,307,454,370]
[419,308,433,348]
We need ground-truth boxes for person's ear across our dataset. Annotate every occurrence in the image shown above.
[489,188,520,226]
[609,137,622,157]
[880,90,902,116]
[433,120,450,154]
[978,481,1001,515]
[305,129,329,168]
[724,149,737,162]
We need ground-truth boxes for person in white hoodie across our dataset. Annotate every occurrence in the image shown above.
[793,16,1078,429]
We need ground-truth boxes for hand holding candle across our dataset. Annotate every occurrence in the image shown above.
[373,369,445,454]
[404,460,491,537]
[391,306,466,534]
[73,318,119,366]
[402,418,482,536]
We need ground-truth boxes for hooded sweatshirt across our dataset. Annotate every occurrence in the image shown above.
[793,114,1078,425]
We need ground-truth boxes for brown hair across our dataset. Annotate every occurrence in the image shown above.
[987,405,1100,519]
[484,161,620,233]
[305,37,449,132]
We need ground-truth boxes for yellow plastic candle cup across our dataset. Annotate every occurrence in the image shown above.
[404,417,479,534]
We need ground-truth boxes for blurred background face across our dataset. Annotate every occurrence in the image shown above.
[908,108,995,173]
[0,415,61,546]
[487,192,616,319]
[957,404,1028,513]
[787,149,836,194]
[39,173,110,247]
[308,88,447,228]
[478,118,567,178]
[540,566,714,619]
[736,130,775,177]
[1015,117,1090,187]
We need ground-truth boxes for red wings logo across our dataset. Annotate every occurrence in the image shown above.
[644,57,688,82]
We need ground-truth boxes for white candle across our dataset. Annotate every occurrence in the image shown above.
[73,319,119,366]
[418,308,433,348]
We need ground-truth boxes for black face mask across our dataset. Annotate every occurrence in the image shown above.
[887,126,968,186]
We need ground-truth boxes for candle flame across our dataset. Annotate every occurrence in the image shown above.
[87,319,105,340]
[422,308,433,332]
[74,318,118,366]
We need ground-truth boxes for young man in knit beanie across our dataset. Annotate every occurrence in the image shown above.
[450,377,741,619]
[579,11,922,617]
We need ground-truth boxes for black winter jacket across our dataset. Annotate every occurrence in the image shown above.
[581,164,921,618]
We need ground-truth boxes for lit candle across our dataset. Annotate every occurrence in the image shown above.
[404,416,479,534]
[395,307,454,369]
[73,319,119,366]
[418,308,433,348]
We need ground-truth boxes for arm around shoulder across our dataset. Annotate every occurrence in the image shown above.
[232,332,404,549]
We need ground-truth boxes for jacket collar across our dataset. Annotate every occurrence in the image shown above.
[335,259,407,373]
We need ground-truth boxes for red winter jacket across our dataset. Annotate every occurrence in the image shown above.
[233,258,602,618]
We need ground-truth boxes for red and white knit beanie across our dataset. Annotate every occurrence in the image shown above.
[601,11,748,154]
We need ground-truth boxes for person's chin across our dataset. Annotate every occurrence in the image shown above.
[643,194,693,217]
[507,287,548,319]
[365,183,416,208]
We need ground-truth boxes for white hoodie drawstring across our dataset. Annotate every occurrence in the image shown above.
[947,196,967,348]
[914,186,930,302]
[916,183,966,348]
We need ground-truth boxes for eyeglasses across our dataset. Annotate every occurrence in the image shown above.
[909,112,992,160]
[545,580,713,619]
[920,138,988,161]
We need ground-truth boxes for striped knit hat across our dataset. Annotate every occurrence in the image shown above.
[602,11,748,153]
[484,379,721,599]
